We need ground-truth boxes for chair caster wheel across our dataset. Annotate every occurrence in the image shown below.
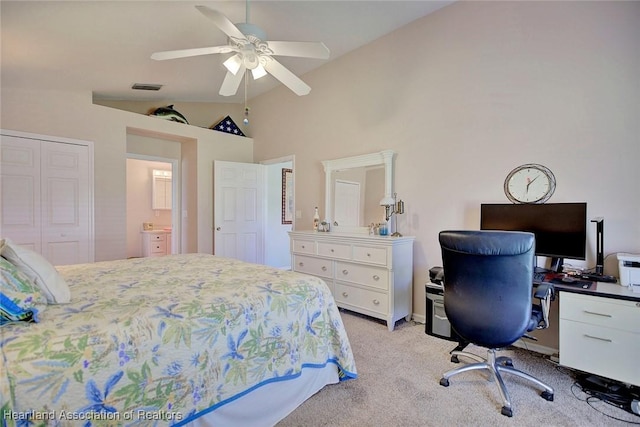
[439,378,450,387]
[504,360,513,367]
[501,406,513,417]
[450,355,459,363]
[541,391,554,401]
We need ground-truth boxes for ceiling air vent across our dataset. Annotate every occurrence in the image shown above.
[131,83,163,91]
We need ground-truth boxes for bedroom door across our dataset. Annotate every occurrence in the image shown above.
[213,161,264,264]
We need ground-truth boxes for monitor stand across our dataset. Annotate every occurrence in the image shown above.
[549,257,564,273]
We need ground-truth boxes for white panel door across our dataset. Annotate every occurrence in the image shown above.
[214,161,264,264]
[40,141,91,265]
[1,132,92,265]
[0,137,42,252]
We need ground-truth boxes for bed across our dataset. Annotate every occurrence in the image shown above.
[0,253,357,426]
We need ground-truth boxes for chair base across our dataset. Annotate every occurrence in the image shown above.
[439,348,554,417]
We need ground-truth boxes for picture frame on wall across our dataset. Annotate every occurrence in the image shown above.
[282,168,293,224]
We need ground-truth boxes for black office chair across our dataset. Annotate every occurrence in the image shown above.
[438,230,555,417]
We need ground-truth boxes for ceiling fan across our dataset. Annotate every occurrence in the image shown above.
[151,4,330,97]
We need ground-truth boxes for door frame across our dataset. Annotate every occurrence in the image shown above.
[126,153,181,255]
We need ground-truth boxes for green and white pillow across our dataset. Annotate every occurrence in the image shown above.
[0,256,46,324]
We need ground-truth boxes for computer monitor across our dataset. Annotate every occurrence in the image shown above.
[480,203,587,273]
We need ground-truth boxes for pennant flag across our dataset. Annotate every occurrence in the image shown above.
[211,115,245,137]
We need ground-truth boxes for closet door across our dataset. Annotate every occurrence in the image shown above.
[0,137,42,252]
[40,141,91,265]
[1,133,92,265]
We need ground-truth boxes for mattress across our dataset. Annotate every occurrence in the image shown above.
[0,254,356,426]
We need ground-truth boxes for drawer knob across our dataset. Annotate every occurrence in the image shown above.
[342,292,349,297]
[373,275,380,281]
[301,245,305,249]
[373,299,380,305]
[331,249,335,252]
[321,266,327,271]
[342,269,349,275]
[367,253,371,257]
[298,262,304,267]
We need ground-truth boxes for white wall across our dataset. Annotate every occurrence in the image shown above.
[249,1,640,319]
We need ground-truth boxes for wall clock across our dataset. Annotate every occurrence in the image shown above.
[504,163,556,204]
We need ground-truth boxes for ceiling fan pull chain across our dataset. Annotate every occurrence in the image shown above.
[244,71,250,125]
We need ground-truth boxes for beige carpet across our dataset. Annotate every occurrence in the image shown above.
[278,310,639,427]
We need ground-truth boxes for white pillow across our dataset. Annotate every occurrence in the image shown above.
[0,238,71,304]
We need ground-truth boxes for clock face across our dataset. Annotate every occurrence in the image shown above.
[504,164,556,204]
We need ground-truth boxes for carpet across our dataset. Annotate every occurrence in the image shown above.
[278,310,639,426]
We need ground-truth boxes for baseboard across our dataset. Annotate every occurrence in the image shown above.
[512,339,558,356]
[412,313,426,324]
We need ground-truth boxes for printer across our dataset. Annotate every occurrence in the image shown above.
[617,253,640,288]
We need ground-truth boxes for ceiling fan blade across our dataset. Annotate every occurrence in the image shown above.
[219,65,246,96]
[266,41,330,59]
[195,5,247,41]
[151,46,234,61]
[263,58,311,96]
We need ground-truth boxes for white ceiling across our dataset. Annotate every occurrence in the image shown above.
[1,1,454,104]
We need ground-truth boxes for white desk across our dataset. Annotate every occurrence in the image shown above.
[557,282,639,387]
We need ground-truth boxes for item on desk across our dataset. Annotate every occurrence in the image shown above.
[618,253,640,288]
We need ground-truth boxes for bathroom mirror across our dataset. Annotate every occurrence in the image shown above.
[152,169,172,210]
[322,150,395,232]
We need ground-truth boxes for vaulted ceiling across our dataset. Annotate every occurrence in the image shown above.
[1,1,453,103]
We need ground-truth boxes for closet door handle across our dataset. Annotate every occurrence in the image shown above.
[342,269,349,275]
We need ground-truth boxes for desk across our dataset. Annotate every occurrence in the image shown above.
[557,282,639,387]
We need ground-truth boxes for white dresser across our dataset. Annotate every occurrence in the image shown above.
[141,231,172,257]
[289,231,414,331]
[559,286,640,387]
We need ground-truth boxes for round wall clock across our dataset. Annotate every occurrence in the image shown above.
[504,163,556,204]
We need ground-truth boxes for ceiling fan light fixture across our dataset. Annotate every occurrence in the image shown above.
[223,54,243,75]
[251,64,267,80]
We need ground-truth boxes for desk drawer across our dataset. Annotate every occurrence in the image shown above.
[335,283,388,316]
[317,242,351,259]
[292,239,316,255]
[336,262,388,291]
[352,245,387,265]
[560,319,640,386]
[560,293,640,334]
[292,255,332,279]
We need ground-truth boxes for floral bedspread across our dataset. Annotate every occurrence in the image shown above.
[0,254,356,426]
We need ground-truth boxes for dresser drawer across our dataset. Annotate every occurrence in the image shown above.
[317,242,351,259]
[560,293,640,333]
[560,319,640,386]
[352,245,387,266]
[149,233,166,242]
[149,241,166,254]
[336,261,388,291]
[292,255,332,279]
[335,283,388,316]
[292,239,316,255]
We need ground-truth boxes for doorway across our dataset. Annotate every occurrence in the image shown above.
[126,156,179,258]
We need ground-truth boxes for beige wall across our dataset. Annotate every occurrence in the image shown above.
[249,1,640,321]
[0,88,253,261]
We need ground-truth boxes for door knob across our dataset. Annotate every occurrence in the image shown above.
[216,227,221,231]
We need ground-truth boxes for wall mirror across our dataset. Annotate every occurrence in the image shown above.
[152,169,172,210]
[322,150,395,232]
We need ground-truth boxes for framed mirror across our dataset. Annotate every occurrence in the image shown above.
[322,150,395,232]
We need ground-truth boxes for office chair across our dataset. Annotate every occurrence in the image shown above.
[438,230,555,417]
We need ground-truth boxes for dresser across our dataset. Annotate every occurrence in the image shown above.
[289,231,414,331]
[141,231,172,257]
[559,284,640,387]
